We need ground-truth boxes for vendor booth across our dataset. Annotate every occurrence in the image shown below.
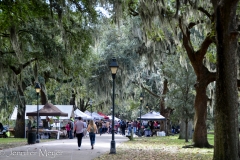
[26,103,69,140]
[137,111,166,137]
[10,104,74,139]
[98,112,109,119]
[74,109,93,120]
[137,111,166,121]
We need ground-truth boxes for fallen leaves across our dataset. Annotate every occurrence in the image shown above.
[94,135,213,160]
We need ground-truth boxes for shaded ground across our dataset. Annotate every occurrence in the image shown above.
[0,138,54,150]
[0,134,214,160]
[94,135,214,160]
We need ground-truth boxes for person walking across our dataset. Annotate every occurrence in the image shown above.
[69,119,74,139]
[65,122,71,138]
[74,117,84,150]
[121,120,126,135]
[99,120,103,135]
[128,121,132,135]
[106,121,110,133]
[83,120,87,137]
[87,120,98,149]
[132,121,137,134]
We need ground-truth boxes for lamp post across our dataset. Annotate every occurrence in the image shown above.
[139,93,144,136]
[90,99,92,117]
[35,83,41,143]
[109,57,119,154]
[146,103,149,112]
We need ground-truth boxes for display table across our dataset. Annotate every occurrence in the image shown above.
[26,129,64,139]
[144,130,151,137]
[157,131,166,136]
[41,129,65,139]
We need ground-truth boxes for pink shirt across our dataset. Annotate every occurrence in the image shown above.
[74,120,84,134]
[65,124,70,131]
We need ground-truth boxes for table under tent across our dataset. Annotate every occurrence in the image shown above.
[137,111,166,137]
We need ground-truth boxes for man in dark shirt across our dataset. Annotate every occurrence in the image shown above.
[99,120,103,135]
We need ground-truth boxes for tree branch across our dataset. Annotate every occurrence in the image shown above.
[44,71,73,83]
[10,58,37,75]
[188,20,205,29]
[0,50,15,56]
[128,0,139,16]
[188,1,212,20]
[0,33,10,37]
[141,84,160,98]
[195,33,214,61]
[198,7,212,20]
[179,18,196,63]
[208,72,216,84]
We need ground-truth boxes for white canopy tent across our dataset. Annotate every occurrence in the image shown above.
[91,112,104,120]
[74,109,93,120]
[107,115,121,122]
[137,111,166,121]
[152,111,161,116]
[84,110,92,116]
[11,105,74,120]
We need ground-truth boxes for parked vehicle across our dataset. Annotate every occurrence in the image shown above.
[0,125,9,138]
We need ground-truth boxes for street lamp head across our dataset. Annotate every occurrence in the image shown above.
[89,99,92,105]
[140,93,144,102]
[35,83,41,93]
[146,103,148,108]
[109,57,119,75]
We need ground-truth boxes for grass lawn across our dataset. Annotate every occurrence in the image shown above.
[94,134,214,160]
[0,138,54,150]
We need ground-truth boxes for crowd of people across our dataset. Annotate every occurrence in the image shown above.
[116,120,161,136]
[67,118,161,138]
[64,117,161,150]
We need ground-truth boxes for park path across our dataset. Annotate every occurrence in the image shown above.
[0,134,128,160]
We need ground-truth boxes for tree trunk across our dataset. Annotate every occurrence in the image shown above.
[40,83,47,105]
[185,119,188,142]
[70,90,76,110]
[213,1,239,159]
[14,85,26,138]
[40,85,48,128]
[179,120,193,140]
[179,16,216,148]
[193,82,211,147]
[160,79,168,132]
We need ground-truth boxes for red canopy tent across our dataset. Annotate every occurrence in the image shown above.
[98,112,109,119]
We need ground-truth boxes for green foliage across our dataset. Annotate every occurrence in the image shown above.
[164,55,196,123]
[206,51,216,64]
[0,0,108,122]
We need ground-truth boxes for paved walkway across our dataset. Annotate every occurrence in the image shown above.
[0,134,128,160]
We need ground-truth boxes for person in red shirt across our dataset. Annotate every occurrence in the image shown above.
[137,121,141,135]
[65,122,71,138]
[154,121,158,129]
